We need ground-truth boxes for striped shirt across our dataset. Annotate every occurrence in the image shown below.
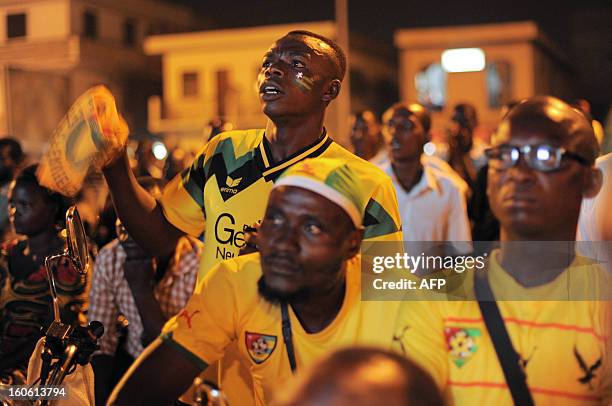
[89,237,201,358]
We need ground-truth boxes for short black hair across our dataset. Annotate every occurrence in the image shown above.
[286,30,346,81]
[13,164,73,228]
[504,96,599,164]
[0,137,24,162]
[453,103,478,130]
[383,103,431,134]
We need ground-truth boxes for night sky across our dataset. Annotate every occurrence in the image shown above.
[167,0,612,114]
[170,0,608,45]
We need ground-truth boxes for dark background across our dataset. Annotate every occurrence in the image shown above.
[169,0,612,120]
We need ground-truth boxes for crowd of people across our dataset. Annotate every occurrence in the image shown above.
[0,30,610,406]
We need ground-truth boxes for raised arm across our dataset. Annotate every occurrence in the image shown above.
[108,338,204,405]
[102,152,184,257]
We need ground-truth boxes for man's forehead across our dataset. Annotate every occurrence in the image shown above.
[269,34,331,56]
[493,118,569,147]
[389,108,418,124]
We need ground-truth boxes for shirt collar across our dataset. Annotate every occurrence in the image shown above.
[255,128,332,181]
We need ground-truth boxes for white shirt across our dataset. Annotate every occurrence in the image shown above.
[577,153,611,271]
[384,156,472,254]
[368,147,389,169]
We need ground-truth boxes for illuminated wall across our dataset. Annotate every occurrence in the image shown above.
[395,21,573,141]
[0,0,194,156]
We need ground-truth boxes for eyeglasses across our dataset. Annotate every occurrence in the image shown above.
[485,144,590,172]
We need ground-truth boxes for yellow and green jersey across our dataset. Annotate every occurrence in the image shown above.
[161,253,400,406]
[160,129,402,281]
[393,251,612,405]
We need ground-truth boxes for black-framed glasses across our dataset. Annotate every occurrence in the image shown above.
[485,144,590,172]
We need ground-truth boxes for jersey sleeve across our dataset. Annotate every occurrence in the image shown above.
[392,299,449,389]
[362,178,403,242]
[160,260,239,369]
[159,149,208,237]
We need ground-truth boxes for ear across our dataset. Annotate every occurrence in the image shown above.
[343,226,364,260]
[322,79,341,103]
[582,167,603,198]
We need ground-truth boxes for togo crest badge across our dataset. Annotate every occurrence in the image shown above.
[245,332,277,364]
[445,327,481,368]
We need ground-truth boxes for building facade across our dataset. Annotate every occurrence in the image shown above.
[0,0,194,156]
[394,21,573,140]
[144,21,397,151]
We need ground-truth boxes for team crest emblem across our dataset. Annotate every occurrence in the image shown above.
[445,327,481,368]
[245,332,277,364]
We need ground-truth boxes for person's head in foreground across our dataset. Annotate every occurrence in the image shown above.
[486,96,601,242]
[349,110,384,161]
[383,103,431,165]
[274,347,444,406]
[108,158,373,406]
[257,30,346,121]
[257,158,364,305]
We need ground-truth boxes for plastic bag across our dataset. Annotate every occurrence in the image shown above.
[37,85,129,197]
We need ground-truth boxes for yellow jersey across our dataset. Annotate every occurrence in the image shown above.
[161,253,400,405]
[393,250,612,405]
[160,129,402,281]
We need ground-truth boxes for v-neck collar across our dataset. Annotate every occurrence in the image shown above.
[255,129,332,181]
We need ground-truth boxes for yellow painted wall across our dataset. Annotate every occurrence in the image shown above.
[0,0,70,42]
[398,42,535,136]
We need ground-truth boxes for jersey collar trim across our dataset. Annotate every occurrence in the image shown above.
[256,129,332,180]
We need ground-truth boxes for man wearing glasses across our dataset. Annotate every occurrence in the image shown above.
[393,96,611,405]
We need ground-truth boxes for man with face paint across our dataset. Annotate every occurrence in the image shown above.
[108,158,401,406]
[393,97,611,405]
[382,102,470,246]
[100,30,401,281]
[100,30,402,405]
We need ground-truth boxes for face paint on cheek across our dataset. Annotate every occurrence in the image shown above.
[295,72,315,92]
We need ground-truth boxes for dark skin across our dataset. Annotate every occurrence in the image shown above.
[102,33,341,257]
[0,182,64,371]
[92,227,176,406]
[108,187,363,404]
[349,111,383,161]
[448,109,477,188]
[487,99,601,287]
[386,106,428,194]
[258,187,362,333]
[0,146,18,186]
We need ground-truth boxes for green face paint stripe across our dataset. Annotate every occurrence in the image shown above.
[295,72,314,92]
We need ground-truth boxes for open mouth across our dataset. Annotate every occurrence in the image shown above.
[262,85,282,95]
[260,82,284,100]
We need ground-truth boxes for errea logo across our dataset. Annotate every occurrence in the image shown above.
[220,176,242,194]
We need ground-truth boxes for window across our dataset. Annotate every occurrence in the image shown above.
[486,61,512,108]
[123,19,136,46]
[182,72,199,98]
[415,63,447,111]
[7,13,26,39]
[83,11,97,39]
